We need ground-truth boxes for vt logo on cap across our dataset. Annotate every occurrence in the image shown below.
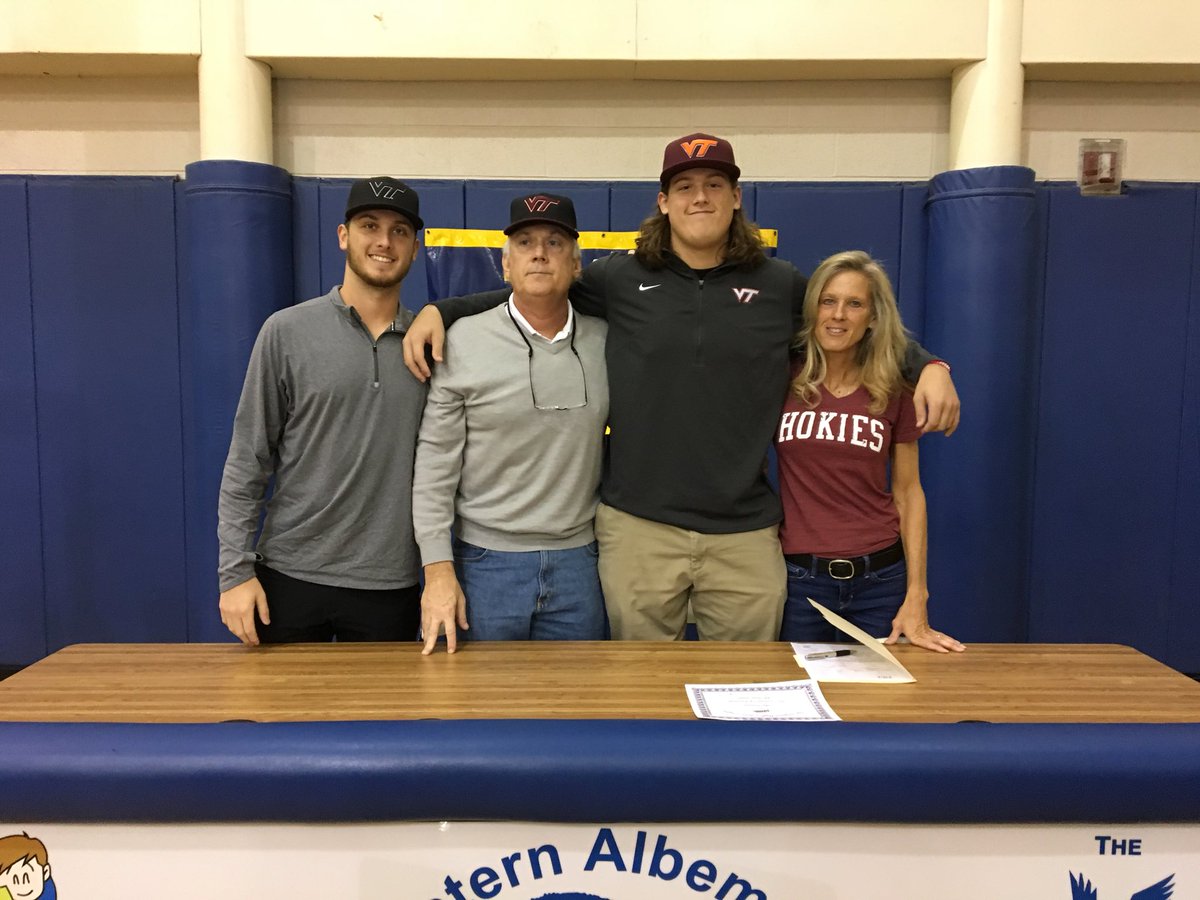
[659,132,741,188]
[505,192,579,238]
[524,195,562,214]
[368,180,406,200]
[680,138,719,159]
[345,176,424,230]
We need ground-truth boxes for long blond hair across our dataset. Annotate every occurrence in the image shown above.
[791,251,910,414]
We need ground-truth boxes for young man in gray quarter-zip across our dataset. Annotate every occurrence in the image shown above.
[217,177,428,645]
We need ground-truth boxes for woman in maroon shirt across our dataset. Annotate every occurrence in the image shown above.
[775,251,963,652]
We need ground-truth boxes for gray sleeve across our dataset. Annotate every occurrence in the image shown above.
[411,335,467,566]
[216,320,287,592]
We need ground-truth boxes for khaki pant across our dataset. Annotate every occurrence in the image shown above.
[595,502,786,641]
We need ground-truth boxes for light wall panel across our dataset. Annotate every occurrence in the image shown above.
[1024,82,1200,180]
[274,79,949,180]
[0,76,198,175]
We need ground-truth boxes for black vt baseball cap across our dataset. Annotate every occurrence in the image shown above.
[345,177,423,230]
[504,192,579,239]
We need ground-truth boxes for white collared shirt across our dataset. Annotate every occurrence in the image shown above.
[507,295,574,344]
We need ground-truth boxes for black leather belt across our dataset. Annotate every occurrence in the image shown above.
[784,540,904,580]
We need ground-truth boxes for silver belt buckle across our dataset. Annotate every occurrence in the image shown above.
[828,558,856,580]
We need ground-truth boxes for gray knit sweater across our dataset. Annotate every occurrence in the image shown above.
[412,302,609,564]
[217,288,427,591]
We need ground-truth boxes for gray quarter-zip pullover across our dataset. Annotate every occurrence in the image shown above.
[218,287,426,592]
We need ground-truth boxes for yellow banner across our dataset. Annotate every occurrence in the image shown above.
[425,228,779,251]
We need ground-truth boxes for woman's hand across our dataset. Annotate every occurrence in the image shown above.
[885,592,965,653]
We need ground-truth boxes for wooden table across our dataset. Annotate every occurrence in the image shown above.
[3,641,1198,723]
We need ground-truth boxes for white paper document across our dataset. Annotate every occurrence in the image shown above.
[790,599,916,683]
[792,642,914,683]
[685,679,840,722]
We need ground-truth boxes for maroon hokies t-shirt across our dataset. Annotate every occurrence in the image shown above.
[775,383,921,557]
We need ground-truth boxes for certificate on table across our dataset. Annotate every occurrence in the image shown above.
[685,679,841,722]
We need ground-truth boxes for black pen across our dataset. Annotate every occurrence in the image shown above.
[804,649,853,661]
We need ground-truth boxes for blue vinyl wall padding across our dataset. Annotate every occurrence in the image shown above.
[179,161,294,642]
[5,171,1200,671]
[756,183,905,279]
[1171,195,1200,666]
[1029,184,1198,661]
[0,178,45,663]
[609,182,661,232]
[923,167,1040,642]
[1,720,1197,824]
[898,184,932,343]
[29,177,188,649]
[465,180,610,233]
[290,178,324,304]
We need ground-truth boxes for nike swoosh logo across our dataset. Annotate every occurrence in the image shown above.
[638,283,661,291]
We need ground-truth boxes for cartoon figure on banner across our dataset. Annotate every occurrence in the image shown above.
[0,833,56,900]
[1070,870,1174,899]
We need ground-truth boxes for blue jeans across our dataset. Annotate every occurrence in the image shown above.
[779,557,908,642]
[453,537,606,641]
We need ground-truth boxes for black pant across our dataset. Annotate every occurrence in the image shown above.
[254,564,420,643]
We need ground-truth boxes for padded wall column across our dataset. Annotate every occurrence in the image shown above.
[922,166,1039,641]
[179,161,293,641]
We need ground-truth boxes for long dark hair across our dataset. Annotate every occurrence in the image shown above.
[633,204,767,270]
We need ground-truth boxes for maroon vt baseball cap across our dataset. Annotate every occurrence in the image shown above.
[660,132,741,189]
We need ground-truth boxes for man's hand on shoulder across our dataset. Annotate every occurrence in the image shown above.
[913,362,960,436]
[421,561,469,655]
[219,577,269,646]
[402,305,446,382]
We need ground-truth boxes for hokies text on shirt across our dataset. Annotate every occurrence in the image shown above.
[777,409,885,452]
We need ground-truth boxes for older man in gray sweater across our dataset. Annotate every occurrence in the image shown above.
[413,194,609,653]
